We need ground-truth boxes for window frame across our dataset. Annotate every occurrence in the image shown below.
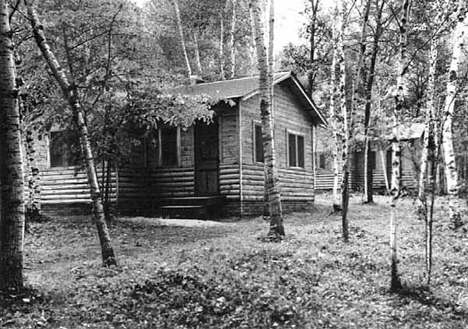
[48,130,79,168]
[253,121,264,164]
[286,129,306,169]
[318,152,327,170]
[158,125,181,167]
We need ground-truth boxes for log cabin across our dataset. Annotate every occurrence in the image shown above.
[154,71,326,218]
[315,123,425,193]
[29,71,327,218]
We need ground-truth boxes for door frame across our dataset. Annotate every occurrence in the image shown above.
[194,118,220,196]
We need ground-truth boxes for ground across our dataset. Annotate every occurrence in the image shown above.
[1,194,468,328]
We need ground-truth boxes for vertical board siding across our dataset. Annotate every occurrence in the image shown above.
[218,108,239,165]
[239,85,315,216]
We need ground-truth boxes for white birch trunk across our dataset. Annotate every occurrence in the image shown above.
[251,0,284,239]
[390,0,411,292]
[26,0,117,267]
[228,0,237,79]
[442,0,465,229]
[0,0,25,291]
[339,0,349,242]
[421,11,444,283]
[24,128,42,219]
[170,0,192,79]
[192,31,203,76]
[219,13,225,80]
[331,0,340,212]
[380,148,390,193]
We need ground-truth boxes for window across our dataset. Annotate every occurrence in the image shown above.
[319,153,326,169]
[288,132,305,168]
[254,124,264,163]
[159,126,180,166]
[49,131,79,168]
[370,151,376,170]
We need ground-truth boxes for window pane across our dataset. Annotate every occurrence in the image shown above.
[255,125,264,163]
[49,131,78,168]
[297,135,304,168]
[370,151,376,170]
[319,153,326,169]
[161,127,178,166]
[288,133,296,167]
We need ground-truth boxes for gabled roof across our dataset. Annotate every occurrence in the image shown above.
[171,71,327,126]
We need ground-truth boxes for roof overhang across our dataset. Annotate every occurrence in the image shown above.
[242,71,327,126]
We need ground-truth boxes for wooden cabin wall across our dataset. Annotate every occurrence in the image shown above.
[217,106,242,215]
[149,126,195,200]
[318,140,423,194]
[239,85,315,216]
[29,128,188,216]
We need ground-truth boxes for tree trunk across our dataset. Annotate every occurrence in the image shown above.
[251,0,284,240]
[192,31,203,76]
[0,0,25,292]
[379,148,390,193]
[228,0,237,79]
[363,0,384,203]
[354,0,371,202]
[389,0,411,293]
[219,13,225,80]
[24,128,42,221]
[442,0,465,229]
[248,5,257,76]
[308,0,319,95]
[262,0,275,220]
[26,0,117,267]
[170,0,192,80]
[330,0,340,212]
[338,0,349,242]
[420,26,439,287]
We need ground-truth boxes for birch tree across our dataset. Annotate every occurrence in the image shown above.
[362,0,385,204]
[338,0,350,242]
[0,0,25,291]
[417,1,449,285]
[25,0,117,267]
[170,0,193,79]
[308,0,320,95]
[330,0,341,212]
[219,11,226,79]
[442,0,465,229]
[228,0,237,79]
[390,0,411,292]
[251,0,284,240]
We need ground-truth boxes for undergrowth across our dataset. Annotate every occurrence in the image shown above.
[1,195,467,328]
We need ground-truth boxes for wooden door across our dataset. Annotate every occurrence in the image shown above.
[195,119,219,195]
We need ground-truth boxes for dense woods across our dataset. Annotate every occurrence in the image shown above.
[1,0,468,326]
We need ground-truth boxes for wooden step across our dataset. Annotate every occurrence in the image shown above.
[162,196,225,206]
[157,196,225,220]
[159,205,207,220]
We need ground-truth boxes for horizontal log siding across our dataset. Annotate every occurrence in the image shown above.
[24,129,50,170]
[319,144,420,192]
[37,166,159,214]
[151,167,195,198]
[219,165,240,199]
[239,85,315,216]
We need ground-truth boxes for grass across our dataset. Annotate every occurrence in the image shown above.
[1,194,468,328]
